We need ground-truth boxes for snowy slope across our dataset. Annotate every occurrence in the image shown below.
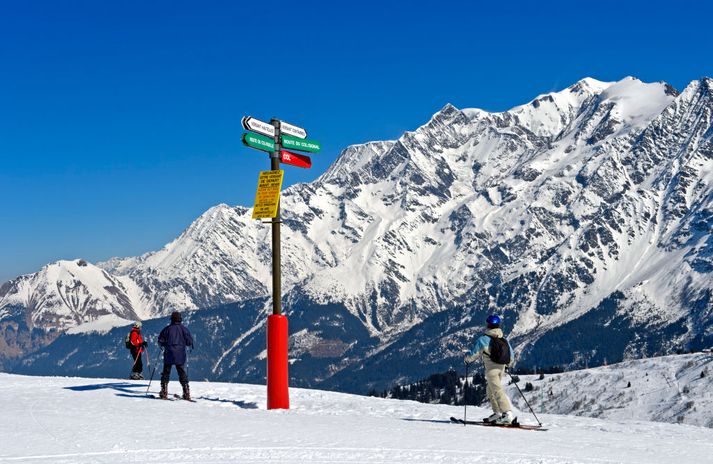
[2,373,713,464]
[3,76,713,390]
[506,352,713,428]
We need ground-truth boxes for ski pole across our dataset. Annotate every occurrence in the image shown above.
[146,347,163,395]
[131,347,142,368]
[506,369,542,426]
[463,361,469,426]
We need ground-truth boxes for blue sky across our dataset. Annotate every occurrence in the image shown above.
[1,0,711,283]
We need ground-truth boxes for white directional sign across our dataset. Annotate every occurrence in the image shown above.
[280,120,307,139]
[242,116,275,137]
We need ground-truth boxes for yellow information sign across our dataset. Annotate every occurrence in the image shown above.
[252,170,284,219]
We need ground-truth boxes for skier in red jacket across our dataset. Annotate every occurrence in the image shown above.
[128,321,147,380]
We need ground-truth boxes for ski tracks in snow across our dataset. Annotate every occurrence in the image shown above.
[0,446,633,464]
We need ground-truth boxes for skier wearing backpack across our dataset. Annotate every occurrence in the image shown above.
[157,311,194,400]
[127,321,148,380]
[464,314,515,425]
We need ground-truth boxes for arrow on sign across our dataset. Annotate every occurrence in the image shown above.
[280,149,312,169]
[281,134,321,153]
[280,120,307,139]
[242,132,275,152]
[242,116,276,137]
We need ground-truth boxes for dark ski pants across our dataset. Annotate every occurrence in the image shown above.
[130,348,143,373]
[160,363,189,385]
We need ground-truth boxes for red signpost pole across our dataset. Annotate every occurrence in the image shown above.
[267,313,289,409]
[267,118,289,410]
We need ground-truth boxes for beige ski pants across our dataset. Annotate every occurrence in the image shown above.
[484,361,512,414]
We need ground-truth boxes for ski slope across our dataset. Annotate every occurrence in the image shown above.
[1,374,713,463]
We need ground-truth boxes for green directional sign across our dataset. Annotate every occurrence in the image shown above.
[243,132,275,153]
[281,134,321,153]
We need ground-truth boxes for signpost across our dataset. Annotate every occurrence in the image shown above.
[280,121,307,139]
[242,116,276,137]
[242,132,275,152]
[240,115,319,411]
[252,170,284,219]
[280,149,312,169]
[281,134,321,153]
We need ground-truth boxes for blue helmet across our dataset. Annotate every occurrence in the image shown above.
[486,314,502,328]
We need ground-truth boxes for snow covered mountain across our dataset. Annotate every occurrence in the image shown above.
[3,372,713,464]
[505,352,713,428]
[2,76,713,389]
[0,260,149,369]
[0,260,148,329]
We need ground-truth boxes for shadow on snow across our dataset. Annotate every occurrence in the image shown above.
[196,396,258,409]
[64,382,147,394]
[401,418,453,424]
[63,381,258,408]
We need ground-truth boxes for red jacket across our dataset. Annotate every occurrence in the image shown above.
[129,328,144,352]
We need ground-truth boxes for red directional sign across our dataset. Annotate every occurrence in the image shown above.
[280,149,312,169]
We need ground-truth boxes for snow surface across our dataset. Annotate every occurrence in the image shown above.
[1,373,713,464]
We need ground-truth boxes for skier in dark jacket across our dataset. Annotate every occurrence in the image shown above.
[128,321,147,380]
[158,311,194,400]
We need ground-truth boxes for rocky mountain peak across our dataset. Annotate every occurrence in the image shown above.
[570,77,613,92]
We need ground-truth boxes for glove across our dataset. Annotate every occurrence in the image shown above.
[141,341,148,347]
[464,354,478,364]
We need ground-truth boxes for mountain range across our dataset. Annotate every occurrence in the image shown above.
[2,76,712,392]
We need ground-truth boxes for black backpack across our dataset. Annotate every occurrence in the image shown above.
[486,335,511,365]
[124,332,133,349]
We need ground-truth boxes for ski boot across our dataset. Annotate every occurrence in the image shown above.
[129,372,141,380]
[484,412,500,423]
[495,411,514,425]
[181,382,191,401]
[159,381,169,400]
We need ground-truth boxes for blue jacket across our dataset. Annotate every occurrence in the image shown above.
[158,322,194,365]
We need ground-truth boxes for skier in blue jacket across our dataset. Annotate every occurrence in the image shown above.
[158,311,194,400]
[464,314,515,424]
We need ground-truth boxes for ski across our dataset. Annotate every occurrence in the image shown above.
[146,394,175,401]
[450,416,547,431]
[174,394,197,403]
